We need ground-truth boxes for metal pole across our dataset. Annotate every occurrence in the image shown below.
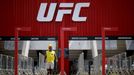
[60,28,65,75]
[102,28,106,75]
[101,27,118,75]
[14,27,31,75]
[14,28,19,75]
[60,27,77,75]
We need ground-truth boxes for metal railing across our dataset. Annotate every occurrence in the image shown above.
[91,52,134,75]
[106,52,134,75]
[76,52,88,75]
[18,54,34,75]
[0,54,34,75]
[91,54,102,75]
[34,53,47,75]
[0,54,14,75]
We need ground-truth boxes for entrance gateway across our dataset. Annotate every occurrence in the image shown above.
[0,0,134,75]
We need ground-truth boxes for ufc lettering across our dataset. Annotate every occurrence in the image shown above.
[37,3,90,22]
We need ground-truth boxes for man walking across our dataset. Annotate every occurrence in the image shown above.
[45,44,57,75]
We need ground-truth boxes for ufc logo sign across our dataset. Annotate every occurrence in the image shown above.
[37,3,90,22]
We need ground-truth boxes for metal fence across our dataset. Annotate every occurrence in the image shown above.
[106,52,134,75]
[18,54,34,75]
[0,54,14,75]
[127,55,134,74]
[91,52,134,75]
[34,53,47,75]
[0,54,34,75]
[91,54,102,75]
[76,52,88,75]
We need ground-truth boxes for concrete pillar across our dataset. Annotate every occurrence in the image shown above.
[90,40,98,58]
[21,41,30,57]
[90,40,99,74]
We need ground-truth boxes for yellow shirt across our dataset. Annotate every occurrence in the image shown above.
[46,50,55,63]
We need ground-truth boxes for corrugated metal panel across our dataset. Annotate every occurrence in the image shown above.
[0,0,134,36]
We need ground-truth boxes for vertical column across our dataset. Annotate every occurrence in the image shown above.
[90,40,99,74]
[102,29,106,75]
[14,29,18,75]
[21,41,30,57]
[90,40,98,58]
[60,29,65,75]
